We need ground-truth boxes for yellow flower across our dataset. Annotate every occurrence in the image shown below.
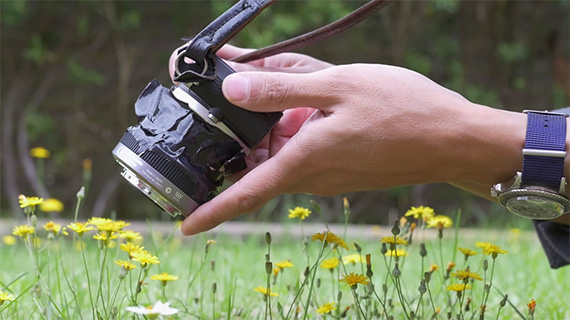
[12,225,35,238]
[385,249,408,257]
[87,217,113,227]
[320,257,340,270]
[481,244,508,257]
[475,241,493,249]
[40,198,64,212]
[311,231,349,250]
[43,221,68,236]
[82,158,92,171]
[30,147,50,159]
[274,260,293,270]
[96,220,130,233]
[404,206,435,221]
[2,235,17,246]
[150,272,179,286]
[0,291,15,306]
[67,222,94,237]
[340,273,369,287]
[288,207,311,220]
[115,260,136,270]
[342,254,365,264]
[426,215,453,229]
[131,250,160,267]
[450,269,483,281]
[119,230,143,243]
[380,236,408,245]
[317,302,337,315]
[458,247,478,257]
[527,299,536,312]
[120,242,145,258]
[254,286,278,297]
[18,195,44,209]
[446,283,472,292]
[429,264,439,273]
[93,232,118,242]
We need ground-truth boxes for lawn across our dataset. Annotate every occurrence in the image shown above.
[1,203,569,319]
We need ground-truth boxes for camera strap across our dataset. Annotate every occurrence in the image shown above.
[175,0,391,83]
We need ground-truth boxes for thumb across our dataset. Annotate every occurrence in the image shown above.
[222,71,338,112]
[180,148,302,235]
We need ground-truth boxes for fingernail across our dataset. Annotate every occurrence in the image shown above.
[223,74,250,102]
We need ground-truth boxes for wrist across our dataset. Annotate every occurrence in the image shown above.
[447,104,527,186]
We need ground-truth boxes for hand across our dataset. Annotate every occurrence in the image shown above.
[174,47,527,235]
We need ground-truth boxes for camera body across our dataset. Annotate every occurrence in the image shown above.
[112,56,282,217]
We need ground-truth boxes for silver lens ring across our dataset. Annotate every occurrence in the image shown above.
[112,142,199,217]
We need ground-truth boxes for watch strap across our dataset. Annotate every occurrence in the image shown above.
[522,111,567,188]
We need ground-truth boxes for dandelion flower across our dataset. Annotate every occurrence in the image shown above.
[426,215,453,229]
[126,301,178,318]
[18,195,44,209]
[404,206,435,221]
[12,225,35,238]
[254,286,278,297]
[131,250,160,267]
[0,291,15,306]
[380,236,408,245]
[288,207,311,220]
[527,299,536,314]
[93,232,118,242]
[151,272,179,286]
[458,247,478,257]
[87,217,113,227]
[451,269,483,281]
[342,254,365,264]
[96,220,130,233]
[312,231,349,250]
[43,221,68,236]
[30,147,50,159]
[115,260,136,271]
[446,283,472,292]
[385,249,408,257]
[429,264,439,273]
[340,273,369,287]
[2,235,17,246]
[320,257,340,270]
[274,260,293,270]
[119,230,143,243]
[481,244,508,256]
[317,302,337,315]
[120,242,144,258]
[40,198,64,212]
[67,222,94,237]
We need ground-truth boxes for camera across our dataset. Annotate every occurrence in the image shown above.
[112,54,282,217]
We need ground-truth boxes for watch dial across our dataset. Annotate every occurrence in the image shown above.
[505,196,565,219]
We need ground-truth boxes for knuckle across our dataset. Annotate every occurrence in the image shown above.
[263,75,290,106]
[235,186,266,214]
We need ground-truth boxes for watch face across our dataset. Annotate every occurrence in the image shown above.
[504,195,566,219]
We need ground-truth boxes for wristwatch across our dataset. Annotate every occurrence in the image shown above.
[491,110,570,219]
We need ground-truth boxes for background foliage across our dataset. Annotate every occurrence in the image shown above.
[1,0,569,227]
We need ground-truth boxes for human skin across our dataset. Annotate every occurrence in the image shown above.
[169,45,570,235]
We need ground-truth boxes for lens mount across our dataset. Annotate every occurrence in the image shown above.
[112,142,199,217]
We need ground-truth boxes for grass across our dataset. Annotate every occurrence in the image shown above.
[1,204,569,320]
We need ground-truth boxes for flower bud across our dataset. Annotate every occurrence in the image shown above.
[419,243,427,257]
[483,259,488,271]
[265,232,272,245]
[31,215,37,227]
[381,243,388,254]
[354,242,362,253]
[212,282,217,294]
[265,262,272,275]
[77,186,85,200]
[418,280,426,294]
[392,263,401,278]
[391,219,400,236]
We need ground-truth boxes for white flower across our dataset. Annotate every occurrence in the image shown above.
[126,301,178,319]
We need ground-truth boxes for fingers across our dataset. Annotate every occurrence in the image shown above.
[222,71,340,112]
[180,149,300,235]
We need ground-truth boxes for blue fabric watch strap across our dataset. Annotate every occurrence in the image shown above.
[522,111,567,188]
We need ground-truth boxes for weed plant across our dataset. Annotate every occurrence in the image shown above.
[1,191,569,319]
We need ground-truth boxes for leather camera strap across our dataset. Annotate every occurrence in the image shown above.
[232,0,391,63]
[176,0,391,83]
